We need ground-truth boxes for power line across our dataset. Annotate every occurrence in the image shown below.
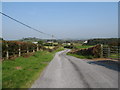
[0,12,56,38]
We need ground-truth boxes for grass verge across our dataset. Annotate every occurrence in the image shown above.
[109,54,119,59]
[2,47,64,88]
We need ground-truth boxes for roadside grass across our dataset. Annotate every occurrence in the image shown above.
[75,45,93,49]
[2,47,64,88]
[0,62,1,90]
[52,47,64,53]
[67,53,93,59]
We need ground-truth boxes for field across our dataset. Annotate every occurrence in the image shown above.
[75,45,93,49]
[2,47,64,88]
[44,46,55,49]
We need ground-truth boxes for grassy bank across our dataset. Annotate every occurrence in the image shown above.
[67,53,93,59]
[2,47,64,88]
[67,45,94,59]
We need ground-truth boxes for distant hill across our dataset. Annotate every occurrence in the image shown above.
[85,38,119,46]
[0,37,3,41]
[19,37,42,42]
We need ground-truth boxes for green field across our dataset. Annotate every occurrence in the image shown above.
[44,46,55,49]
[75,45,93,49]
[2,47,64,88]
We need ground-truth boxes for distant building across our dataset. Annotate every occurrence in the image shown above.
[32,42,38,44]
[83,40,88,44]
[47,41,54,43]
[62,43,71,46]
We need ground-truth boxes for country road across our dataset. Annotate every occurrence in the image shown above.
[31,49,118,88]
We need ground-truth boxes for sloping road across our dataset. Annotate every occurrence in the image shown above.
[31,49,118,88]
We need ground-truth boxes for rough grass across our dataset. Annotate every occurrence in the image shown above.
[2,47,64,88]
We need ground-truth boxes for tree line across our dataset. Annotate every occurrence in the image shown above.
[84,38,119,46]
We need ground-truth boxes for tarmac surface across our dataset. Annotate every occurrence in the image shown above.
[31,49,118,88]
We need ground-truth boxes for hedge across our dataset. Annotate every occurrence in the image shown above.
[2,40,60,60]
[2,41,41,59]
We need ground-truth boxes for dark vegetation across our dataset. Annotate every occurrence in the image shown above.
[0,37,3,40]
[84,38,119,46]
[19,37,41,42]
[68,38,119,59]
[64,45,74,49]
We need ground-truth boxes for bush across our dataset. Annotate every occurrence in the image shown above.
[64,45,74,49]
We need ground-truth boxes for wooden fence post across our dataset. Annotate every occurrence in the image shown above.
[27,46,29,53]
[37,44,39,51]
[100,44,103,58]
[18,44,21,56]
[6,43,9,59]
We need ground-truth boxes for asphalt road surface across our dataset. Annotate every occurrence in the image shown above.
[31,49,118,88]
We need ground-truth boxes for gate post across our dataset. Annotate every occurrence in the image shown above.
[27,46,29,53]
[18,44,21,57]
[37,44,39,51]
[100,44,103,58]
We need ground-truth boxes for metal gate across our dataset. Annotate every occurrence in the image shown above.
[102,45,120,60]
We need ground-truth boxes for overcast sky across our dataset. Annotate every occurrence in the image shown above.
[2,2,118,40]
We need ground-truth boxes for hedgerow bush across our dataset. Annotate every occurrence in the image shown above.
[2,41,38,59]
[2,41,60,59]
[64,45,74,49]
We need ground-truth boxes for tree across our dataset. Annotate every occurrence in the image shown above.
[38,40,43,45]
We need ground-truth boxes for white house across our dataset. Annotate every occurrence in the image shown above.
[83,40,88,44]
[32,42,38,44]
